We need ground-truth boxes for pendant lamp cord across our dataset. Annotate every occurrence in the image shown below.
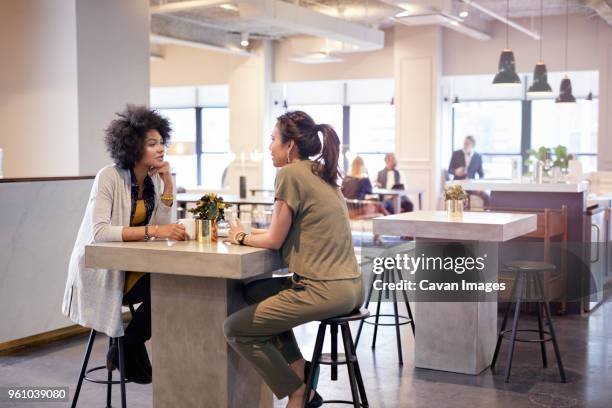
[539,0,543,61]
[565,0,569,72]
[505,0,509,49]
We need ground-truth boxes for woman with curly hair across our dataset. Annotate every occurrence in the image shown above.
[224,111,364,408]
[62,105,188,384]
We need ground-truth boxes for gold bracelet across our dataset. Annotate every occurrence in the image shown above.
[160,194,174,201]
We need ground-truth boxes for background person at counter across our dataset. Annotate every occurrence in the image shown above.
[61,106,188,384]
[448,135,489,207]
[224,111,364,408]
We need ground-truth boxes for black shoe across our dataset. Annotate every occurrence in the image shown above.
[106,342,118,371]
[304,361,320,390]
[305,391,323,408]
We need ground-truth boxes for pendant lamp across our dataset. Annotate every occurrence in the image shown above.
[527,0,552,96]
[493,0,520,86]
[556,0,576,103]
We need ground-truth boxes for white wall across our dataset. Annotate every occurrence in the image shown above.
[0,0,79,178]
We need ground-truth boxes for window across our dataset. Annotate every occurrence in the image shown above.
[452,101,522,179]
[201,108,231,189]
[349,104,395,178]
[288,104,344,136]
[158,108,197,187]
[531,99,598,173]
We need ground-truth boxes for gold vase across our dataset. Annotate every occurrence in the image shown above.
[195,219,218,244]
[446,199,464,218]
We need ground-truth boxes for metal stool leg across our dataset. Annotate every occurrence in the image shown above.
[355,269,377,346]
[396,269,415,335]
[71,329,97,408]
[117,337,127,408]
[344,323,369,408]
[340,323,361,408]
[331,324,338,381]
[504,273,525,383]
[536,274,566,382]
[491,272,520,369]
[371,269,386,349]
[390,269,403,365]
[534,275,548,369]
[106,337,113,408]
[303,324,327,408]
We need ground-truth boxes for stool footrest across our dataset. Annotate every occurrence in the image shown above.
[319,353,357,365]
[363,313,412,327]
[499,328,553,343]
[321,399,367,406]
[84,365,129,385]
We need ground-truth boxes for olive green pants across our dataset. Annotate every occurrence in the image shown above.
[223,274,364,399]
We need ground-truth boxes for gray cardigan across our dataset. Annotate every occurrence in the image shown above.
[62,165,172,337]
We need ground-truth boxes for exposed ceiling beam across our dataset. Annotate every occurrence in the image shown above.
[150,0,229,14]
[461,0,541,40]
[583,0,612,25]
[239,0,385,51]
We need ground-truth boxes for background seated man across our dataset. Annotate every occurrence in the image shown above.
[375,153,414,213]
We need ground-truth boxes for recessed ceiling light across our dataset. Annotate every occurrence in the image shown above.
[450,20,460,26]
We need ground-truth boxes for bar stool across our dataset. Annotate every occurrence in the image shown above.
[303,308,370,408]
[354,264,414,365]
[71,303,136,408]
[491,261,566,383]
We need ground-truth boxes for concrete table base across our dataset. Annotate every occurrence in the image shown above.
[413,239,498,375]
[151,274,272,408]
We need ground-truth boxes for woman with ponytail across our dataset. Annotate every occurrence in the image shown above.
[223,111,364,408]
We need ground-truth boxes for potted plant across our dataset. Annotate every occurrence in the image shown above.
[188,193,230,244]
[444,184,467,217]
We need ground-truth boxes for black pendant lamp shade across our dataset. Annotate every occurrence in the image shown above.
[586,91,593,101]
[493,49,521,85]
[528,0,552,96]
[527,62,553,95]
[555,76,576,103]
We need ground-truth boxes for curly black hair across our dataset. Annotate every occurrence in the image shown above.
[104,105,172,169]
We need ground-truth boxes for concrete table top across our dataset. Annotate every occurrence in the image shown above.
[373,211,537,241]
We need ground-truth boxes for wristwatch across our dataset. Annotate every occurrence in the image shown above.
[144,225,152,241]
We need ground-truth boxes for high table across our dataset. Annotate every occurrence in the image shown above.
[85,240,281,408]
[373,211,536,375]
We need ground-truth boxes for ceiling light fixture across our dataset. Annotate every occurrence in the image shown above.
[219,3,238,11]
[556,0,576,103]
[527,0,552,97]
[240,32,249,47]
[459,1,469,18]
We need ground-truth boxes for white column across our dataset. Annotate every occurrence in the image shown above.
[227,41,273,195]
[393,25,444,210]
[597,22,612,171]
[75,0,150,175]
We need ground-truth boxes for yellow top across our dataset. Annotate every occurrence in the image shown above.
[124,200,147,293]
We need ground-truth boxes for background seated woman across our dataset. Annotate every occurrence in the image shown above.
[62,105,188,384]
[341,155,390,220]
[224,111,364,408]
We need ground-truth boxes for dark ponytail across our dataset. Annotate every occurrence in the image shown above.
[315,124,340,187]
[276,111,341,187]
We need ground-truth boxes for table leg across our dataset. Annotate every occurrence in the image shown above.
[393,195,401,214]
[418,193,423,210]
[151,274,272,408]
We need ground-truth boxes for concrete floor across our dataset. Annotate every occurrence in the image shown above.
[1,291,611,408]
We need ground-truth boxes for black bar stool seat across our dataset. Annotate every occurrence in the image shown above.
[492,262,566,383]
[303,308,370,408]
